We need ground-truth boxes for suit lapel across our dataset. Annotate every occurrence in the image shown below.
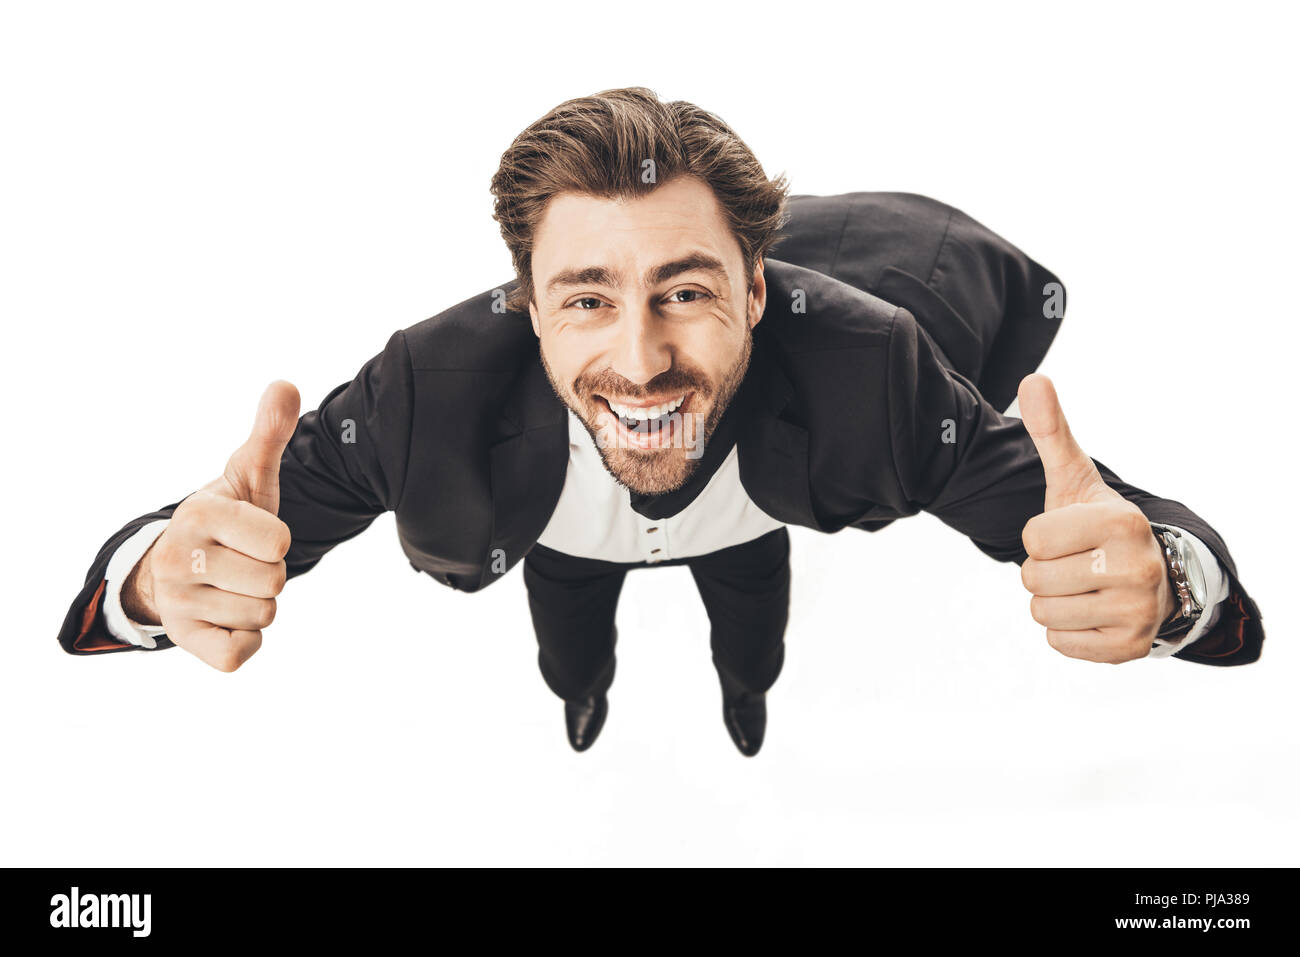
[481,350,569,588]
[738,331,826,531]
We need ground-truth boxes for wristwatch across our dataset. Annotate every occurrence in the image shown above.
[1150,524,1208,642]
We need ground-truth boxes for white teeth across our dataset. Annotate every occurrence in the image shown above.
[606,394,685,422]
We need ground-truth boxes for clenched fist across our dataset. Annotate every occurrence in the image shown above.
[1017,374,1176,663]
[121,381,301,672]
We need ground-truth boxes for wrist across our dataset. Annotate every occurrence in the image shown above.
[120,542,161,626]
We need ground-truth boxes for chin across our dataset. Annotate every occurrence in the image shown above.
[600,447,698,495]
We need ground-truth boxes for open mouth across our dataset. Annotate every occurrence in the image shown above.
[594,391,695,449]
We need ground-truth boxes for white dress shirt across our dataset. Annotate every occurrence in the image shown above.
[534,409,785,562]
[100,408,1228,657]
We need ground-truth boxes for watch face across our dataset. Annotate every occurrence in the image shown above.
[1177,537,1208,606]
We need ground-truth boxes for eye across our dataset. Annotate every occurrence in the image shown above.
[665,288,714,304]
[568,297,606,310]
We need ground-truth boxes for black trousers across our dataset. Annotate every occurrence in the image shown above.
[522,527,792,702]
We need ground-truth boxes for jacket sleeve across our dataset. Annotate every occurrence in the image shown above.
[883,306,1264,666]
[55,329,415,656]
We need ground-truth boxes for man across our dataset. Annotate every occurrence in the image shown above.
[56,88,1265,757]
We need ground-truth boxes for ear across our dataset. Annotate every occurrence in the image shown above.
[747,258,767,329]
[528,299,541,338]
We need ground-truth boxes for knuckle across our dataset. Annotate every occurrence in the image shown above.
[214,633,261,673]
[254,599,277,629]
[1029,596,1048,625]
[1141,597,1162,626]
[1100,505,1125,531]
[213,648,244,673]
[152,536,185,572]
[1116,638,1146,663]
[1021,524,1042,558]
[269,561,288,594]
[1118,508,1150,537]
[172,497,197,524]
[272,521,292,559]
[1020,561,1039,592]
[1137,558,1165,589]
[178,493,212,525]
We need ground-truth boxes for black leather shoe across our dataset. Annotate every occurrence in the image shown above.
[564,694,608,752]
[722,691,766,757]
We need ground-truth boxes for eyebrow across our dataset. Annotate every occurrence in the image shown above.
[544,252,729,297]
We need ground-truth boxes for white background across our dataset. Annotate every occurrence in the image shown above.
[1,1,1294,866]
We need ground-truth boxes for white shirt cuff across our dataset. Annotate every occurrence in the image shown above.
[1146,524,1230,659]
[102,519,172,649]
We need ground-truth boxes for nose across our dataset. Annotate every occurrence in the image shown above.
[611,301,672,388]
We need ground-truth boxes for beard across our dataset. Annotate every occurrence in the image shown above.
[539,331,753,496]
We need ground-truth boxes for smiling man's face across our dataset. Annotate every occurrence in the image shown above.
[528,174,767,495]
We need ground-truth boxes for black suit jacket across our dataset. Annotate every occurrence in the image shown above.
[57,192,1264,665]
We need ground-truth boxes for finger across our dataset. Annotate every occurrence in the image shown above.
[172,588,277,632]
[1044,628,1141,664]
[1017,373,1106,508]
[185,544,287,598]
[1021,502,1108,560]
[1030,593,1131,631]
[1020,552,1109,596]
[224,380,301,515]
[167,619,263,673]
[190,495,292,563]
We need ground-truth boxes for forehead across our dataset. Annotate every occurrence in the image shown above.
[531,175,740,276]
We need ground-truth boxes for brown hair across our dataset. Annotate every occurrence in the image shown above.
[490,87,790,313]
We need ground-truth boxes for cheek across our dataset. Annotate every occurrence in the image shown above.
[669,319,737,363]
[690,324,746,382]
[544,331,602,388]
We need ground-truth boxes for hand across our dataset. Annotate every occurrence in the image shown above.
[122,381,301,672]
[1016,374,1176,663]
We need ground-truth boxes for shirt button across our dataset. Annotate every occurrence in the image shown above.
[650,548,661,554]
[647,527,658,534]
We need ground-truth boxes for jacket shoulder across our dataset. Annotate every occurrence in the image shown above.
[774,191,960,283]
[759,258,899,354]
[401,282,537,372]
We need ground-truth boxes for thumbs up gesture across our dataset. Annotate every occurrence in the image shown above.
[121,382,301,672]
[1017,374,1176,663]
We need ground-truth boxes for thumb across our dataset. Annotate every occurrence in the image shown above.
[222,380,301,514]
[1017,373,1111,509]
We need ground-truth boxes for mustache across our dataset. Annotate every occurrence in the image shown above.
[574,365,712,400]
